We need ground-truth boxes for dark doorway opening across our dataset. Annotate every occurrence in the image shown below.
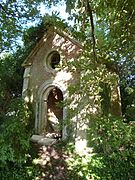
[46,87,63,138]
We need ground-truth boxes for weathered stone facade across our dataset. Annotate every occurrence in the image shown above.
[22,27,121,151]
[22,27,82,141]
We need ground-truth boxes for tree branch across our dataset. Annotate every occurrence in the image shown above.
[86,0,97,63]
[0,3,18,18]
[82,9,86,31]
[0,3,9,15]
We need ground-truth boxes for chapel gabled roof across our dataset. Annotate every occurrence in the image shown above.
[22,26,83,67]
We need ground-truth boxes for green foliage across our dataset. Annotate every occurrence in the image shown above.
[66,116,135,180]
[121,86,135,122]
[99,83,111,116]
[0,98,37,180]
[23,22,45,48]
[0,162,40,180]
[42,13,69,30]
[67,47,118,120]
[0,99,32,165]
[0,0,44,52]
[0,52,23,123]
[120,60,135,121]
[89,116,135,179]
[0,44,35,125]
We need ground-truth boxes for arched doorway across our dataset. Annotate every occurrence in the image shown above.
[46,87,63,138]
[36,81,67,139]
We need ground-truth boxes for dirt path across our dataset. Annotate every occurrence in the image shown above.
[30,141,81,180]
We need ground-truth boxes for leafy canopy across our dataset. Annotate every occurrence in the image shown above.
[0,0,45,52]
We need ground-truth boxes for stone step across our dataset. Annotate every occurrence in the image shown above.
[31,135,57,146]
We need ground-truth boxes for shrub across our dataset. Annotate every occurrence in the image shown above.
[66,116,135,179]
[0,98,34,179]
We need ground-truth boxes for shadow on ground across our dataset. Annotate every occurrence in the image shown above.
[30,141,81,180]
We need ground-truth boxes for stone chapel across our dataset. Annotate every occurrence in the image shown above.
[22,26,121,150]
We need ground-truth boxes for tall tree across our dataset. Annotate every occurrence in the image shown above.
[0,0,44,52]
